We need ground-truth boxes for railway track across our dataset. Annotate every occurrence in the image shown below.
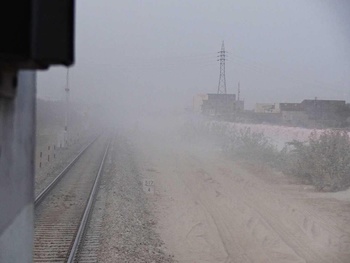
[34,136,110,262]
[35,136,99,206]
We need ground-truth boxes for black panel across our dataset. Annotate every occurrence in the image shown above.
[0,1,32,60]
[32,0,74,66]
[0,0,74,68]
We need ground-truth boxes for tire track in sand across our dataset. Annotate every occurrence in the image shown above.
[177,153,345,262]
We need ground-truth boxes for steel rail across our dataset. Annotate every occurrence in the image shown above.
[34,135,99,207]
[66,139,111,263]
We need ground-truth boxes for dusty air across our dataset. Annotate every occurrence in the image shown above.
[1,1,350,262]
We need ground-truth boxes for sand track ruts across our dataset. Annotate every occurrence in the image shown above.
[135,130,350,263]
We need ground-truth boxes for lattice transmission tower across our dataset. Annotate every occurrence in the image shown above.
[217,41,227,94]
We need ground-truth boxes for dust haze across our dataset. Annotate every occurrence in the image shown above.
[35,1,350,262]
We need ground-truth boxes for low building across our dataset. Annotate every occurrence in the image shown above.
[301,99,349,127]
[201,93,236,118]
[193,94,208,113]
[235,100,244,112]
[253,100,350,127]
[279,103,308,126]
[255,103,280,113]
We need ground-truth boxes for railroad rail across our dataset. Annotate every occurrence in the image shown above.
[35,136,99,207]
[34,137,110,262]
[66,140,110,262]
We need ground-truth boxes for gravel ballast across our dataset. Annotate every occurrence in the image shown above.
[98,134,175,262]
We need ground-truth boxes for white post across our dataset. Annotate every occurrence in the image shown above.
[0,70,36,263]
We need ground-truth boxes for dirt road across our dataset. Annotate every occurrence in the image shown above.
[132,119,350,263]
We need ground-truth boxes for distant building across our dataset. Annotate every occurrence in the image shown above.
[255,103,280,113]
[279,103,302,111]
[201,93,236,118]
[235,100,244,112]
[301,99,349,127]
[193,94,208,113]
[279,103,308,126]
[252,100,350,127]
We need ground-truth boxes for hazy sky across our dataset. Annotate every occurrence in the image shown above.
[38,0,350,112]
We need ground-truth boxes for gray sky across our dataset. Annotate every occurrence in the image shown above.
[38,0,350,112]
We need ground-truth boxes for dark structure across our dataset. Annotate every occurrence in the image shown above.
[301,99,350,127]
[0,0,74,69]
[248,100,350,127]
[280,103,308,127]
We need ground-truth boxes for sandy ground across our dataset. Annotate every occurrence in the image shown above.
[131,117,350,263]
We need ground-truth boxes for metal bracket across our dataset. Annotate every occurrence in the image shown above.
[0,70,18,99]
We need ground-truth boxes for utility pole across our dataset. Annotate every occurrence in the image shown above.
[217,41,227,94]
[64,68,70,147]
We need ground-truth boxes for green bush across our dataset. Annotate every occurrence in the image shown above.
[222,127,279,164]
[209,123,350,192]
[287,130,350,191]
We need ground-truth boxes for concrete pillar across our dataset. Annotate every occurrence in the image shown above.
[0,71,36,262]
